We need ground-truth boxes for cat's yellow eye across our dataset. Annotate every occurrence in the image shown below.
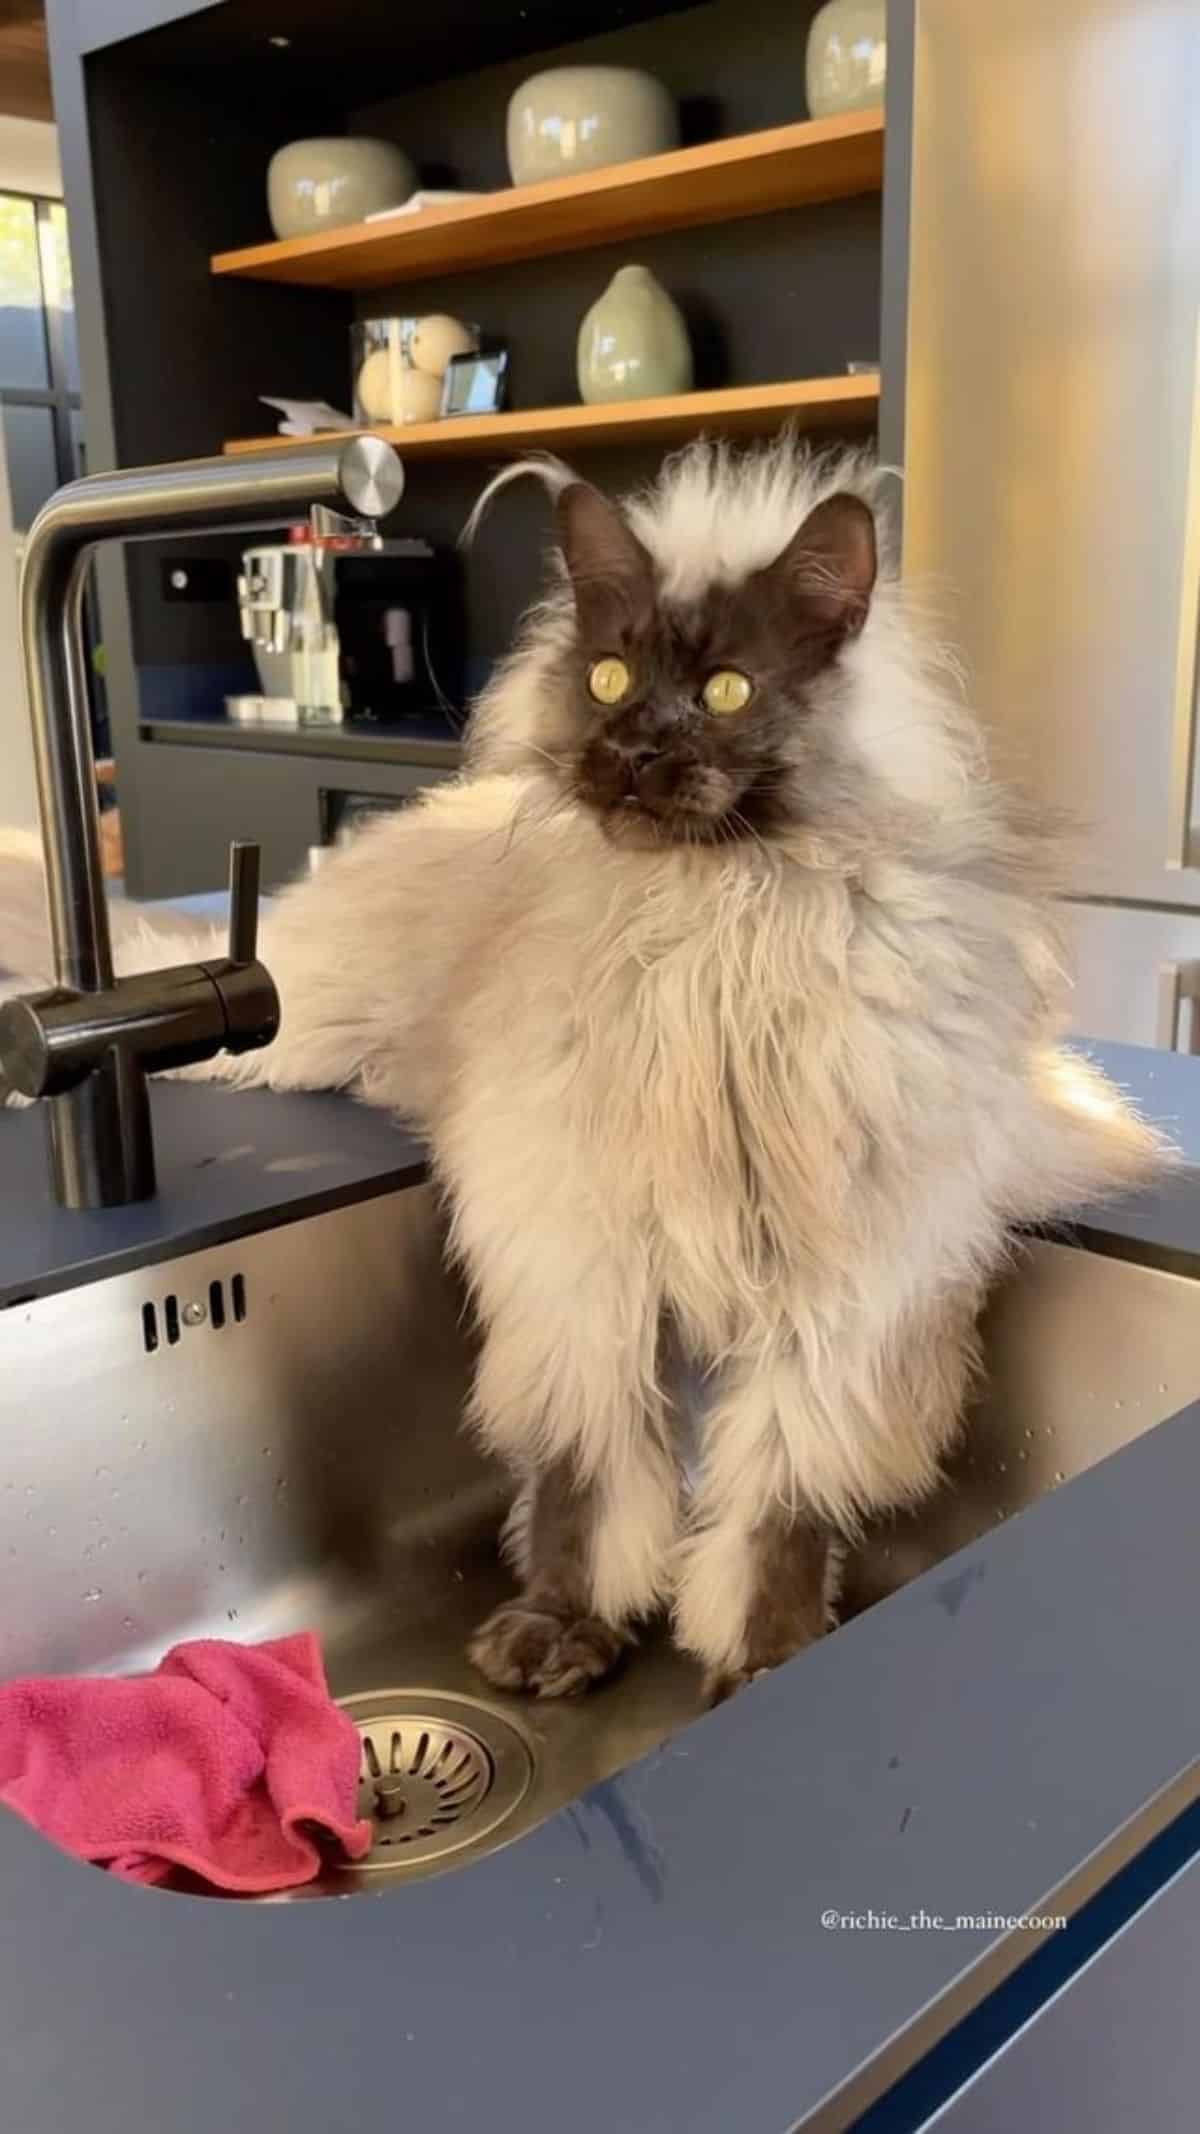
[702,668,753,716]
[587,656,632,706]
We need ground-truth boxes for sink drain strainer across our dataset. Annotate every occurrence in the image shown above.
[337,1690,534,1873]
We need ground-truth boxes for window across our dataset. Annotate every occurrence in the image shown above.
[0,191,84,531]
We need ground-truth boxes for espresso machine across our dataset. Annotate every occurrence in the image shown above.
[227,511,462,727]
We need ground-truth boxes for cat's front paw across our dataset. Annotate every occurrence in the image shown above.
[702,1665,771,1708]
[468,1600,626,1698]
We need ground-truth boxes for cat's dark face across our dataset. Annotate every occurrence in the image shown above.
[547,481,877,846]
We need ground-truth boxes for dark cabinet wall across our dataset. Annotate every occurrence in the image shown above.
[46,0,897,894]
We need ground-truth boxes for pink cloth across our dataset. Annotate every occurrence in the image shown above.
[0,1631,372,1893]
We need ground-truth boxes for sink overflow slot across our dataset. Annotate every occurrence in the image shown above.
[141,1276,245,1352]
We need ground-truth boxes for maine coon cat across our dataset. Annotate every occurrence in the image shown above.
[0,439,1158,1701]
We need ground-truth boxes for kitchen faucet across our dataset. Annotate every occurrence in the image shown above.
[0,438,405,1211]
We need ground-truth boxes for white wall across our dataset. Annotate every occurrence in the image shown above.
[0,118,61,827]
[0,116,61,198]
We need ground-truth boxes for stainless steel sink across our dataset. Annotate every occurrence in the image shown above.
[2,1185,1198,1896]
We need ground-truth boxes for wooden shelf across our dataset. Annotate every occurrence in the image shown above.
[222,375,880,461]
[211,113,884,292]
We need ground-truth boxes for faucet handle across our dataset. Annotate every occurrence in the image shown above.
[228,840,261,964]
[205,839,280,1060]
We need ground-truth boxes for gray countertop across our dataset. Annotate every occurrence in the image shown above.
[2,1039,1200,2132]
[140,714,464,769]
[0,1082,426,1307]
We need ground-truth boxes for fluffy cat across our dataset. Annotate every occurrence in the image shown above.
[0,438,1159,1701]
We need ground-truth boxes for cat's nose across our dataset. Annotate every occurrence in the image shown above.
[599,737,666,801]
[615,746,665,803]
[623,746,663,779]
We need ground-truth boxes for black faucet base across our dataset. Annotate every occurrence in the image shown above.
[47,1054,155,1209]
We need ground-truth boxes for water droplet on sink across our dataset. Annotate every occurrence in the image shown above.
[136,1570,148,1584]
[218,1563,226,1574]
[227,1608,239,1622]
[137,1439,148,1454]
[122,1616,135,1631]
[1023,1427,1035,1439]
[1159,1382,1169,1395]
[1053,1470,1065,1484]
[23,1484,34,1498]
[236,1494,247,1507]
[83,1587,101,1603]
[94,1466,110,1481]
[261,1446,272,1458]
[82,1544,94,1558]
[98,1537,109,1552]
[47,1525,56,1536]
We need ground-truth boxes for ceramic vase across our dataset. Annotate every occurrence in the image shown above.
[805,0,887,118]
[267,137,417,240]
[507,66,678,186]
[577,265,693,405]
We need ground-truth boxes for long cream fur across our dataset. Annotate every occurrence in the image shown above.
[0,439,1159,1676]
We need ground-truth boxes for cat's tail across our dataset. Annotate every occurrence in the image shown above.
[0,827,59,993]
[0,824,225,1079]
[0,825,389,1111]
[1020,1044,1170,1222]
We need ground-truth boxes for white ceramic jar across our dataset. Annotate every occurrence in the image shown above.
[267,137,417,240]
[577,265,693,405]
[506,66,679,186]
[806,0,887,119]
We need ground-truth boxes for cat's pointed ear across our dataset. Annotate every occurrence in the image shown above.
[556,481,655,637]
[755,493,877,646]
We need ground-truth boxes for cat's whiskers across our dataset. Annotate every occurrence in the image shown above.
[520,741,567,773]
[726,808,772,859]
[456,780,575,867]
[498,788,575,862]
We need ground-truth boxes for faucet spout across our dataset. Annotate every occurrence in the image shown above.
[2,437,404,1209]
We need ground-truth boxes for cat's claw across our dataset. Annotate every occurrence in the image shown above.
[468,1601,626,1698]
[703,1665,772,1707]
